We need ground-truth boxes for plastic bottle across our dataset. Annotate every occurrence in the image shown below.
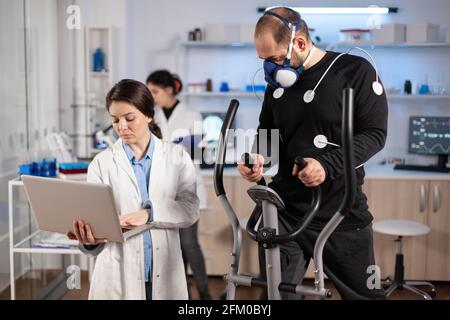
[49,159,57,177]
[93,48,105,72]
[40,159,49,177]
[404,80,412,95]
[219,81,230,92]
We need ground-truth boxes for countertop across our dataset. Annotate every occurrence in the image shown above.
[201,164,450,181]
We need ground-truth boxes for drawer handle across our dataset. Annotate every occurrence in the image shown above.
[420,184,427,213]
[433,185,441,213]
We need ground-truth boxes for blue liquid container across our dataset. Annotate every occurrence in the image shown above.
[246,84,266,92]
[219,82,230,92]
[49,159,57,177]
[39,159,49,177]
[93,48,105,72]
[419,84,430,95]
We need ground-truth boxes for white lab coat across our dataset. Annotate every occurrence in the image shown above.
[85,135,199,300]
[154,102,207,209]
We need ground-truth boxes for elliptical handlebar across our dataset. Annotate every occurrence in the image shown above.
[242,153,322,244]
[339,88,357,215]
[214,99,239,197]
[241,152,266,186]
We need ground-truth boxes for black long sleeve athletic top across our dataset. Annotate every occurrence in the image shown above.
[253,51,388,231]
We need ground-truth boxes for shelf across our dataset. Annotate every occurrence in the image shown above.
[89,71,110,77]
[179,41,330,49]
[387,94,450,101]
[180,92,261,98]
[181,92,450,101]
[179,40,450,49]
[332,42,450,48]
[179,41,254,48]
[13,230,81,255]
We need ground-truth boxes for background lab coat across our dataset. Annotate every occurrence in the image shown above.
[153,102,207,209]
[85,135,199,299]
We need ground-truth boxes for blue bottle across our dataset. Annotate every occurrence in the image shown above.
[219,82,230,92]
[49,159,57,177]
[93,48,105,72]
[419,84,430,95]
[30,162,39,176]
[40,159,49,177]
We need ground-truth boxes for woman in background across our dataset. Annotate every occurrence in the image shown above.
[146,70,212,300]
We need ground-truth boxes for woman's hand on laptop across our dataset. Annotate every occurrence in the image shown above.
[119,210,149,228]
[67,220,108,244]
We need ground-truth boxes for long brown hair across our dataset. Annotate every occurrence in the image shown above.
[106,79,162,139]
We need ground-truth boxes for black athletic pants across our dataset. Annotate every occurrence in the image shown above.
[258,213,387,300]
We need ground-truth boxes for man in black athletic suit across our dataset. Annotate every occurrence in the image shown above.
[237,7,388,300]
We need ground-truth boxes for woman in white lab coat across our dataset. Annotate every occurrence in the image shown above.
[67,79,199,300]
[146,70,212,299]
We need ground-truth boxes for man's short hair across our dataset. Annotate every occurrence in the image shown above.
[255,7,311,45]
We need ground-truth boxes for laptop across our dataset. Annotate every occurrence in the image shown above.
[21,175,151,243]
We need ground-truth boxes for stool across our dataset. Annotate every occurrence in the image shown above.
[372,219,436,300]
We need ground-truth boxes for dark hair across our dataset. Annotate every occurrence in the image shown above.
[146,69,183,96]
[255,7,311,45]
[106,79,162,139]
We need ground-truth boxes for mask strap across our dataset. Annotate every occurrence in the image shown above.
[286,26,296,61]
[302,46,316,68]
[264,11,302,30]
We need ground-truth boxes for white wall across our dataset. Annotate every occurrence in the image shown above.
[0,0,62,293]
[126,0,450,80]
[0,0,27,293]
[125,0,450,166]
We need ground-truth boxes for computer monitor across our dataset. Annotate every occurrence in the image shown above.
[408,116,450,171]
[200,112,236,169]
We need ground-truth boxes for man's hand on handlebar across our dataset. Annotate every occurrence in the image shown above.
[292,158,326,187]
[237,153,264,183]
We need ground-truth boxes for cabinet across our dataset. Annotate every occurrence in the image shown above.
[74,27,115,159]
[422,181,450,281]
[363,178,450,281]
[198,173,260,276]
[199,170,450,282]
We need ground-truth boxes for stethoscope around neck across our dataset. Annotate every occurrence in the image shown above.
[273,46,384,102]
